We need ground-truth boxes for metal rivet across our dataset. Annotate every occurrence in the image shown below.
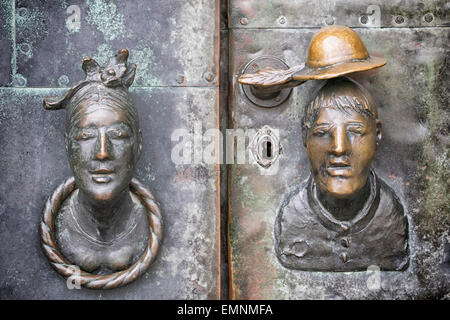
[424,12,434,23]
[12,74,27,87]
[341,224,349,232]
[58,75,69,87]
[107,68,116,76]
[240,17,248,25]
[17,7,28,17]
[278,16,286,25]
[360,15,368,24]
[18,43,31,55]
[341,253,348,263]
[394,15,405,24]
[176,74,185,84]
[325,16,334,25]
[204,71,214,82]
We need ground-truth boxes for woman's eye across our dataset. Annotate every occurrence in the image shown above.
[110,129,128,138]
[77,131,93,140]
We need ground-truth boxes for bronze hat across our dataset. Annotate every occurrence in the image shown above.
[293,25,386,81]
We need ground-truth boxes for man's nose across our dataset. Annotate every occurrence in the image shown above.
[331,126,350,156]
[95,132,111,160]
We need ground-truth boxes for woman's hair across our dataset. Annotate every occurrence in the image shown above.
[43,49,139,134]
[64,83,139,135]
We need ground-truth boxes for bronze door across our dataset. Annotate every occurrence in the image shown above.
[227,0,449,299]
[0,0,448,300]
[0,0,221,299]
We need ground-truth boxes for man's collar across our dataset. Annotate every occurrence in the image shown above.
[307,170,380,234]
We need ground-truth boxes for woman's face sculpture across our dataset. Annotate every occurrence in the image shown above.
[41,49,163,289]
[66,102,142,205]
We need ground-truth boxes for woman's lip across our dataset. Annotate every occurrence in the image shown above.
[91,174,113,183]
[90,168,114,174]
[90,169,114,183]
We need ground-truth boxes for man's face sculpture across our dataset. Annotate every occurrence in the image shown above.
[303,78,382,199]
[66,101,142,205]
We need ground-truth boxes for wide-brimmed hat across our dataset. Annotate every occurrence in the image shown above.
[293,25,386,81]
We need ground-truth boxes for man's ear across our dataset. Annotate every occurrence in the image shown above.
[375,119,382,149]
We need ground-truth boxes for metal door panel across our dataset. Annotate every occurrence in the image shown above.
[0,1,13,86]
[229,0,449,29]
[228,26,449,299]
[0,86,220,299]
[9,0,218,87]
[0,0,221,299]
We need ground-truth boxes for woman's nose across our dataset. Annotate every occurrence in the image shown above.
[331,126,350,156]
[95,132,111,160]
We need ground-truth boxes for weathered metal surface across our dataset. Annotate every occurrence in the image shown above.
[11,0,218,87]
[0,1,13,86]
[0,86,220,298]
[219,23,230,299]
[229,0,450,29]
[228,27,449,299]
[1,0,221,299]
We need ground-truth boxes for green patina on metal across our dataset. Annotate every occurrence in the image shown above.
[137,163,157,182]
[418,60,450,237]
[59,0,68,9]
[237,175,257,209]
[132,41,163,87]
[15,7,47,61]
[0,88,66,127]
[228,216,246,297]
[2,0,15,76]
[84,42,114,66]
[86,0,126,41]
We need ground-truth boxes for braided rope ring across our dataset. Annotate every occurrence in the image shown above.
[40,176,163,289]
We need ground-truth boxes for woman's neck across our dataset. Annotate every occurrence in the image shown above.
[317,179,370,221]
[74,190,134,243]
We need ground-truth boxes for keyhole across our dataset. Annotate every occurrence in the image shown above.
[266,141,272,158]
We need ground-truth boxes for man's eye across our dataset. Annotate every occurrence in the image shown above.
[348,126,364,135]
[313,128,329,136]
[76,131,94,140]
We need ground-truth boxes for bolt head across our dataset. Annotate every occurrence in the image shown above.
[424,13,434,23]
[360,15,368,24]
[176,74,185,84]
[395,15,405,24]
[204,72,214,82]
